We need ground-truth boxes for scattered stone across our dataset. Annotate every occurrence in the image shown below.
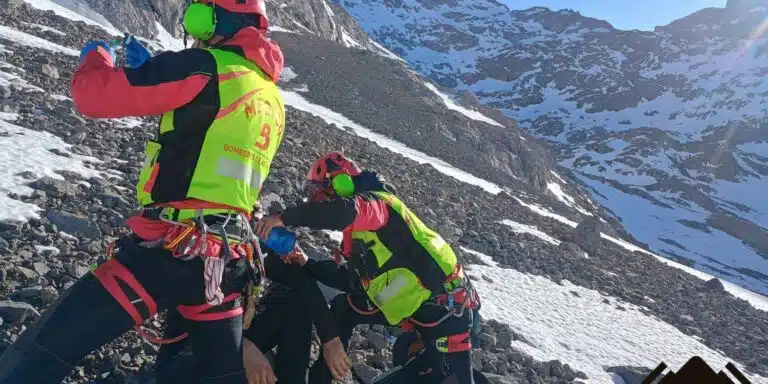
[497,331,513,348]
[15,266,38,280]
[702,278,725,294]
[0,300,40,323]
[478,332,497,349]
[571,217,601,254]
[46,211,102,240]
[352,363,381,383]
[66,262,91,279]
[366,332,390,350]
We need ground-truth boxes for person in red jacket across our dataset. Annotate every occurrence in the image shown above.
[0,1,328,383]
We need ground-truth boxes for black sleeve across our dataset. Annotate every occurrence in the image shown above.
[262,253,340,343]
[279,198,357,230]
[304,259,354,292]
[123,48,217,86]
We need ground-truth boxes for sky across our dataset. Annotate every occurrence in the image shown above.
[502,1,728,31]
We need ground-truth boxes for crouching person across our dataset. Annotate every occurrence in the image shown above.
[254,153,482,384]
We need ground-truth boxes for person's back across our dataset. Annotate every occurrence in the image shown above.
[0,1,286,383]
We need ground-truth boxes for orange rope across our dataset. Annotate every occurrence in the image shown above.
[346,294,380,315]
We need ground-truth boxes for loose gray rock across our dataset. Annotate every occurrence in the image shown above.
[366,332,390,350]
[41,63,59,79]
[46,211,102,240]
[66,262,91,279]
[572,217,601,254]
[0,300,40,322]
[478,332,497,349]
[702,278,726,294]
[353,363,382,383]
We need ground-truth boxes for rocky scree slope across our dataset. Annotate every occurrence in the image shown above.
[337,0,768,295]
[0,1,768,383]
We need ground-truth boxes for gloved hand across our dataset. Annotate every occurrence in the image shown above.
[123,33,152,68]
[79,40,115,63]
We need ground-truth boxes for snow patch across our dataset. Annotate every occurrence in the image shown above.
[151,22,184,52]
[280,67,298,83]
[22,0,120,35]
[500,219,561,245]
[280,90,502,194]
[341,28,362,48]
[0,120,102,221]
[370,40,407,63]
[461,248,765,384]
[23,22,65,35]
[268,25,298,34]
[34,245,60,256]
[324,230,343,243]
[1,61,44,92]
[547,182,592,216]
[513,195,768,312]
[422,82,504,127]
[0,25,79,56]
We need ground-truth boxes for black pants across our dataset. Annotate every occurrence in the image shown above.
[308,294,475,384]
[0,235,249,384]
[156,289,314,384]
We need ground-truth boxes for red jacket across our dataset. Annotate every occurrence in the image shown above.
[71,27,284,118]
[70,28,284,238]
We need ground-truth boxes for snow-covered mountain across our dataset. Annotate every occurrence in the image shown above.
[2,0,768,383]
[337,0,768,295]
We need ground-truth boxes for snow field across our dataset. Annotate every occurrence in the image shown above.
[461,248,767,384]
[509,194,768,312]
[0,119,102,221]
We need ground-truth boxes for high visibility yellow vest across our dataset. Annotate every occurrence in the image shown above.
[136,48,285,219]
[351,191,458,325]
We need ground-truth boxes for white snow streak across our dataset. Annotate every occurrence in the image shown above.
[151,22,184,52]
[0,25,79,56]
[23,22,65,35]
[423,82,504,127]
[280,90,502,194]
[500,219,561,245]
[462,248,766,384]
[269,25,298,34]
[22,0,120,35]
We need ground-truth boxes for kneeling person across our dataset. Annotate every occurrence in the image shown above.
[255,153,481,384]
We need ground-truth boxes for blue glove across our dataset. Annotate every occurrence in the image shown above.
[79,40,115,63]
[123,34,152,68]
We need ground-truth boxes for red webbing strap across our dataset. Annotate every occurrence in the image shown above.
[93,258,158,325]
[445,331,472,352]
[177,292,243,321]
[347,294,380,316]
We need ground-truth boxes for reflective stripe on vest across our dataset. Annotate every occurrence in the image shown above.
[350,191,458,325]
[135,48,285,217]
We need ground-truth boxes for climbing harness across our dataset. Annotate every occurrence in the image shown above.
[347,264,481,331]
[96,206,271,345]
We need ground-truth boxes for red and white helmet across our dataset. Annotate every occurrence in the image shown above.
[198,0,269,29]
[303,152,362,202]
